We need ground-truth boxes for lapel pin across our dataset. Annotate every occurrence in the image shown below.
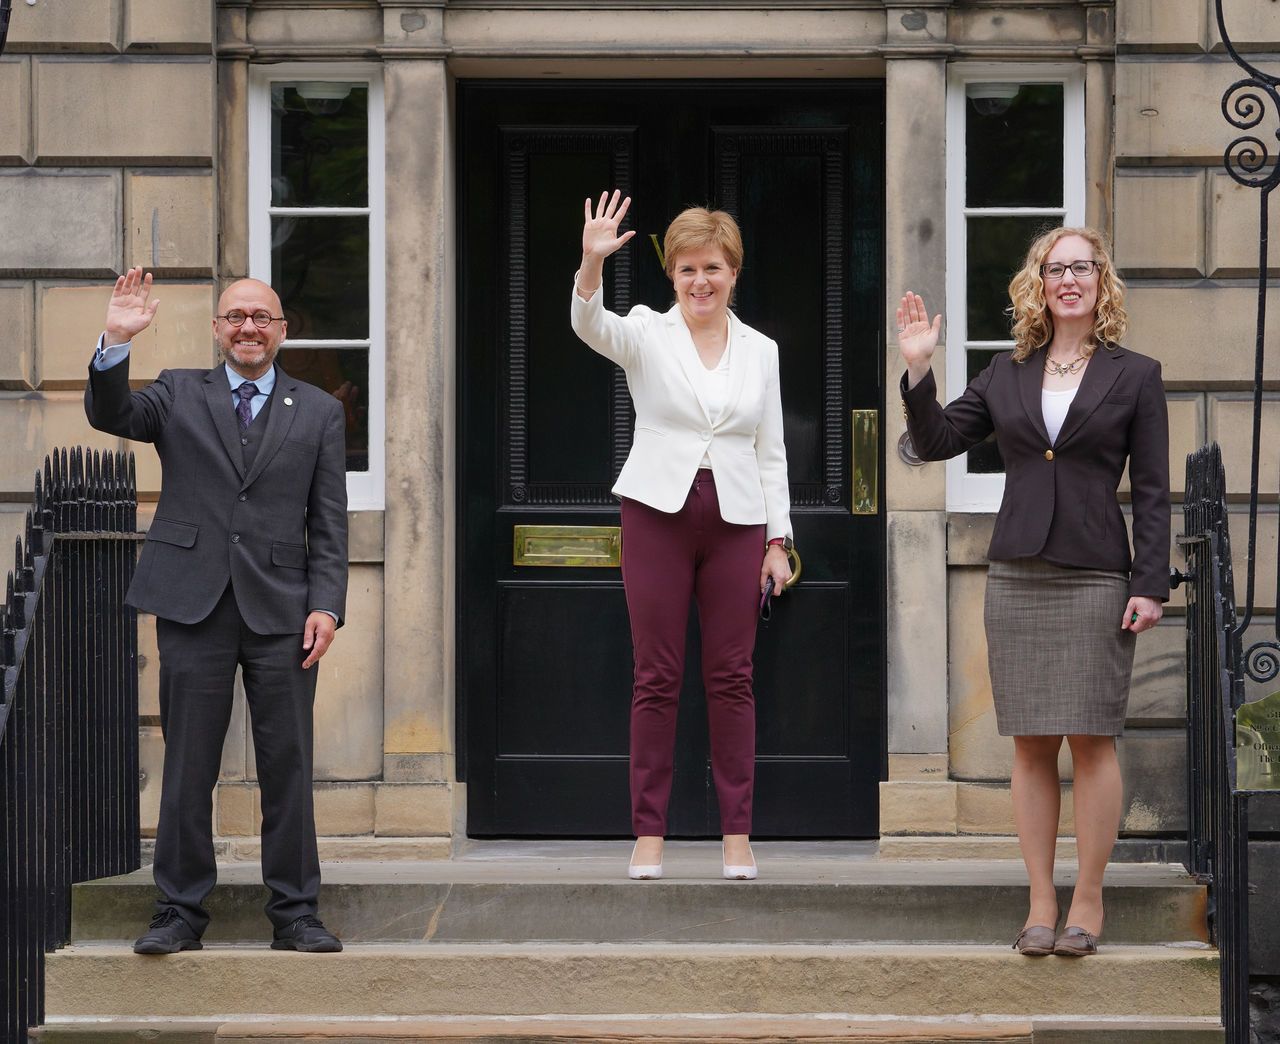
[284,397,293,406]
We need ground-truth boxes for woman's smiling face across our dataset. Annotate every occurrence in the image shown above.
[672,245,738,324]
[1042,233,1099,327]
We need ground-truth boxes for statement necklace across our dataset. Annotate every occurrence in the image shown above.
[1043,354,1086,377]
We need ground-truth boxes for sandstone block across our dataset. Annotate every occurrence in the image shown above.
[246,6,381,52]
[1116,0,1206,50]
[0,172,120,275]
[878,781,957,835]
[37,282,215,388]
[1209,0,1280,51]
[887,753,949,781]
[125,173,215,273]
[125,0,213,51]
[314,783,375,836]
[1119,730,1187,833]
[1208,171,1280,277]
[947,566,998,778]
[1212,395,1280,497]
[1114,173,1204,276]
[957,782,1077,835]
[374,782,452,837]
[0,59,31,162]
[139,725,163,836]
[216,783,261,837]
[1225,505,1277,613]
[137,611,159,718]
[1117,59,1280,164]
[0,506,28,560]
[0,391,117,496]
[34,59,214,163]
[5,0,118,52]
[314,564,385,780]
[1126,619,1186,726]
[221,672,250,780]
[0,283,34,388]
[1127,286,1280,385]
[886,511,948,753]
[947,513,995,567]
[950,8,1085,46]
[349,510,385,563]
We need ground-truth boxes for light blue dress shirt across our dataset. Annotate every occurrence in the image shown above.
[93,335,275,421]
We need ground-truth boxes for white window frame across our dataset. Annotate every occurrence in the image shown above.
[248,63,386,510]
[944,64,1085,511]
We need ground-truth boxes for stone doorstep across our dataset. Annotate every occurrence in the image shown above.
[42,944,1222,1021]
[69,859,1208,947]
[26,1016,1229,1044]
[877,838,1079,861]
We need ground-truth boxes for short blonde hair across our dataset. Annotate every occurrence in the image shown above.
[1007,225,1128,362]
[663,207,743,278]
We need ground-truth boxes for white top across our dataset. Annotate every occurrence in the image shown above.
[1041,386,1078,445]
[694,332,733,467]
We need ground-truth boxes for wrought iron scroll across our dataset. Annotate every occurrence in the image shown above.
[1216,0,1280,687]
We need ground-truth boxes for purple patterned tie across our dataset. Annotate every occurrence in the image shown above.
[235,382,259,430]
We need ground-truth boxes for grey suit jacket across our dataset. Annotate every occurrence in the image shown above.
[85,356,348,633]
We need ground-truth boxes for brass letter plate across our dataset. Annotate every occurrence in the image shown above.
[513,525,622,568]
[1236,689,1280,791]
[851,409,879,515]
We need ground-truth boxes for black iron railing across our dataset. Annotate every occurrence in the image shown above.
[1180,443,1249,1042]
[1,448,142,1044]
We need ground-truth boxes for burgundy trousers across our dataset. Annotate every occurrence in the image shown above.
[620,471,765,836]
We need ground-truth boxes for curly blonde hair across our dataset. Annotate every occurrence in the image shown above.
[1007,225,1127,362]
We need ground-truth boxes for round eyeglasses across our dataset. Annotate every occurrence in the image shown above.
[217,310,285,329]
[1039,260,1098,280]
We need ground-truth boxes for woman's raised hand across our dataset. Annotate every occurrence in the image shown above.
[582,190,636,260]
[896,291,942,389]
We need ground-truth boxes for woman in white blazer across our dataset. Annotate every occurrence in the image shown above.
[571,191,793,881]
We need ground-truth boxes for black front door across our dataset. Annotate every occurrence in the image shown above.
[458,82,885,837]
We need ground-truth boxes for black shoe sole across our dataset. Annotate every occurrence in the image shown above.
[133,939,203,955]
[270,939,343,953]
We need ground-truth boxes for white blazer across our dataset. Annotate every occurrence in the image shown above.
[570,281,793,540]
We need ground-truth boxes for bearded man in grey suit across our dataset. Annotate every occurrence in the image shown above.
[85,268,348,954]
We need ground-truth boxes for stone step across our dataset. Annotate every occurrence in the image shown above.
[70,849,1207,947]
[28,1014,1227,1043]
[43,943,1220,1020]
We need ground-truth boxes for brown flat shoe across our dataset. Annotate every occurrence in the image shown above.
[1012,925,1056,956]
[1053,925,1099,957]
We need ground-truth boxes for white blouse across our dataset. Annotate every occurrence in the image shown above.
[693,326,732,468]
[1041,386,1078,445]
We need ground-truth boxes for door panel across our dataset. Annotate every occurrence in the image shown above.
[459,83,885,838]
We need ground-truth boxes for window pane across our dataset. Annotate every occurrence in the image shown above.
[967,215,1055,342]
[965,348,1005,474]
[966,83,1063,208]
[272,216,369,340]
[276,347,370,472]
[271,84,369,207]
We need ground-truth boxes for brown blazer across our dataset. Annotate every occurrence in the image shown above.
[900,344,1171,600]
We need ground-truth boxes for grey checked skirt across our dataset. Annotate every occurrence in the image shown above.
[984,557,1137,736]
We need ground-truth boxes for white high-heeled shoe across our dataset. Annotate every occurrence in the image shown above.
[628,840,663,880]
[722,842,757,880]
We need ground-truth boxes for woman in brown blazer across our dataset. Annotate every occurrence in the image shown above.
[897,226,1170,957]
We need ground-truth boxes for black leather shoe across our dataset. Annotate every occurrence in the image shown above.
[271,914,343,953]
[133,908,202,955]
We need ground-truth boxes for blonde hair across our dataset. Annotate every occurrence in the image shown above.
[1007,225,1127,362]
[663,207,743,278]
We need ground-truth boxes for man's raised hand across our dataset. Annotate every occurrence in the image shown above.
[105,267,160,346]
